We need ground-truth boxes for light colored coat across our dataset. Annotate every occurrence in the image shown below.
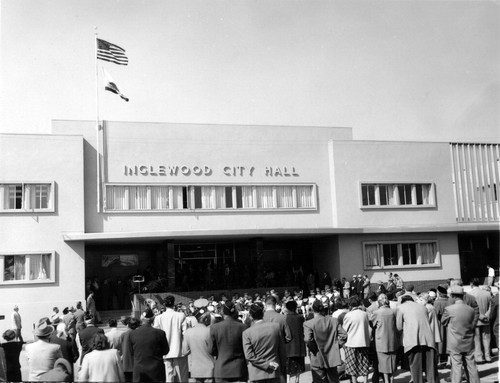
[343,308,371,348]
[153,307,187,358]
[25,340,63,381]
[396,301,435,353]
[371,306,399,353]
[441,301,477,353]
[183,323,215,378]
[468,286,491,326]
[79,349,125,382]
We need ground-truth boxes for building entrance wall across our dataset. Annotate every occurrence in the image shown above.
[85,238,320,311]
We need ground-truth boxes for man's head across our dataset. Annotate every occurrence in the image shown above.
[400,295,414,304]
[128,317,140,330]
[285,300,298,313]
[265,295,277,308]
[249,303,264,321]
[53,307,59,313]
[222,300,237,318]
[108,318,117,328]
[141,308,155,324]
[368,292,378,302]
[450,285,464,299]
[2,329,16,342]
[471,278,480,287]
[405,284,414,292]
[348,296,362,310]
[35,322,54,339]
[312,300,325,314]
[13,305,18,312]
[437,285,447,297]
[165,295,175,308]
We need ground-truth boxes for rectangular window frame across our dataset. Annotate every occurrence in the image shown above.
[0,251,56,285]
[359,182,436,209]
[104,183,317,213]
[0,182,55,213]
[362,240,441,270]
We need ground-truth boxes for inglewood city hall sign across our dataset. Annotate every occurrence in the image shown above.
[123,165,299,177]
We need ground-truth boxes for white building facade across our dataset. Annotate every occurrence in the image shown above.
[1,120,498,338]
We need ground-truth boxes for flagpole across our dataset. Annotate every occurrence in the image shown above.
[94,27,102,213]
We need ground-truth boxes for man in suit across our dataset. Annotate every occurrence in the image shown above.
[77,312,104,363]
[243,304,283,383]
[77,312,104,356]
[118,317,140,383]
[303,300,347,383]
[153,295,189,382]
[396,295,438,383]
[210,300,248,382]
[263,295,292,382]
[129,308,169,382]
[25,322,63,381]
[467,278,492,363]
[441,285,480,383]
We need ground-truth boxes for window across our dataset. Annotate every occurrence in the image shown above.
[104,184,317,212]
[0,252,54,284]
[0,183,54,212]
[360,183,435,208]
[363,241,440,269]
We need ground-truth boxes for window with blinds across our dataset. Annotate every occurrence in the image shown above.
[361,183,435,208]
[363,241,440,269]
[104,184,317,212]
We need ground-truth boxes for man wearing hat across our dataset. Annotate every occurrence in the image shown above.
[129,308,169,382]
[441,285,480,383]
[38,357,72,382]
[243,304,283,383]
[304,300,346,383]
[183,308,215,382]
[25,322,63,381]
[210,300,248,382]
[153,295,189,382]
[433,285,451,366]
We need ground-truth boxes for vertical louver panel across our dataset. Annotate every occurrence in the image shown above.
[450,143,500,222]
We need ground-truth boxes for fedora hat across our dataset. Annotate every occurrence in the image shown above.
[35,322,54,337]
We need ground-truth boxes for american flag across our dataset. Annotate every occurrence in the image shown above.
[96,38,128,66]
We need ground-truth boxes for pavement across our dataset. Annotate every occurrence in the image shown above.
[18,336,498,383]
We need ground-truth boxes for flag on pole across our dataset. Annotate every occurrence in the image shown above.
[102,68,129,102]
[96,38,128,65]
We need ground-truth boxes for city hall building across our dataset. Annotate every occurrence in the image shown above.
[0,120,498,337]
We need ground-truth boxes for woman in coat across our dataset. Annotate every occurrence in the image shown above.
[342,296,371,383]
[79,332,124,382]
[371,294,400,383]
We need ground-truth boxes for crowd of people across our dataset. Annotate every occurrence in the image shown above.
[0,274,498,383]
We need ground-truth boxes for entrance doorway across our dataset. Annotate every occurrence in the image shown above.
[458,232,499,284]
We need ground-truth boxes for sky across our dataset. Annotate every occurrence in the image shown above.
[0,0,499,142]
